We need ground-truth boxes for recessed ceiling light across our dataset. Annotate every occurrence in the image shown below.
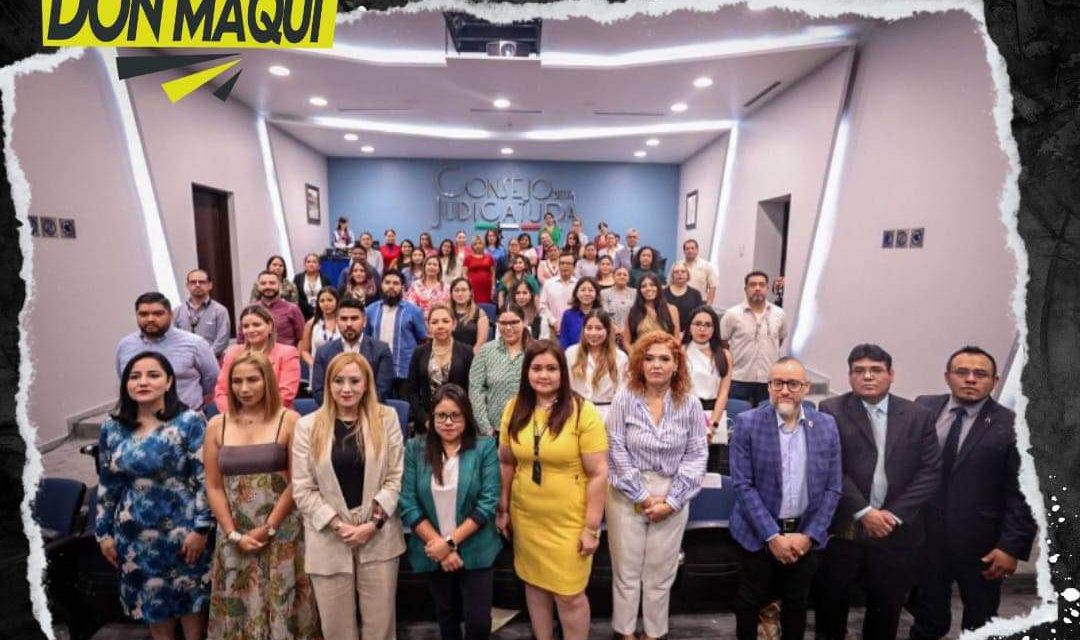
[693,76,713,88]
[269,65,290,77]
[360,145,375,153]
[634,150,647,158]
[645,138,660,146]
[500,147,514,155]
[309,96,328,107]
[670,102,688,112]
[344,133,359,141]
[493,97,511,109]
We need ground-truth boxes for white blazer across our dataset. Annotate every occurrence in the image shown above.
[292,406,406,575]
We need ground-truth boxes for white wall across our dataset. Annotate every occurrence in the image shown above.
[677,132,729,258]
[14,56,329,443]
[710,48,853,312]
[13,52,155,444]
[268,125,329,263]
[797,11,1013,398]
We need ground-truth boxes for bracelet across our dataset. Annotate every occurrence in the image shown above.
[583,527,601,539]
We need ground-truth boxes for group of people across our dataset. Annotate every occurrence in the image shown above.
[95,216,1035,640]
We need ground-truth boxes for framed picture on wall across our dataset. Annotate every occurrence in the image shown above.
[685,190,698,230]
[305,184,321,225]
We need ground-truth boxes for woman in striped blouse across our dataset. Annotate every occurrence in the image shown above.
[468,304,530,436]
[604,331,708,640]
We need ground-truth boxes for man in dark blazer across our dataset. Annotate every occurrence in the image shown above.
[729,356,842,640]
[311,297,393,403]
[813,344,941,640]
[909,346,1036,639]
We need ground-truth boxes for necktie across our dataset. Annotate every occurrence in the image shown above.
[941,406,966,477]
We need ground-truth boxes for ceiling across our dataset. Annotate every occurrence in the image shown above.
[198,7,879,163]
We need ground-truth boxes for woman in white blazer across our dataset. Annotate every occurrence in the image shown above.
[292,352,406,640]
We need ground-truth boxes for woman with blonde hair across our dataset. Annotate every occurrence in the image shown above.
[205,351,320,638]
[564,309,628,419]
[605,332,708,640]
[292,353,406,640]
[215,305,300,412]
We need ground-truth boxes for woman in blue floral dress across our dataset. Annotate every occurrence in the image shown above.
[95,351,214,639]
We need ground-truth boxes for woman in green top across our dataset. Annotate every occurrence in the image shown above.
[468,304,530,435]
[399,384,502,640]
[496,254,540,308]
[540,212,562,247]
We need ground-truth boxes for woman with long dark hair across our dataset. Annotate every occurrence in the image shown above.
[450,277,490,353]
[484,228,506,274]
[292,353,405,640]
[629,246,665,287]
[624,273,681,347]
[300,288,342,386]
[439,239,462,285]
[558,277,600,350]
[407,304,474,432]
[681,306,733,440]
[96,351,212,640]
[204,351,320,638]
[496,341,609,640]
[295,253,332,320]
[562,231,583,261]
[605,332,707,640]
[509,280,545,340]
[399,385,503,640]
[343,260,379,304]
[419,232,438,257]
[496,254,540,308]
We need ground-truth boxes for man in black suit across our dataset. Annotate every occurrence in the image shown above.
[909,346,1036,639]
[311,297,393,403]
[813,344,941,640]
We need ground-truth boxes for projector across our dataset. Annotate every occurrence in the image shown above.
[487,40,524,57]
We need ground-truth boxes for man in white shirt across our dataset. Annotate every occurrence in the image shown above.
[720,271,788,407]
[680,239,718,305]
[539,252,579,338]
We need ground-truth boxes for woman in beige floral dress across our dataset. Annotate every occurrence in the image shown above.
[204,351,321,639]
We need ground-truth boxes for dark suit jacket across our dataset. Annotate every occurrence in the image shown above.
[916,394,1036,561]
[407,340,474,430]
[819,392,940,549]
[293,272,332,320]
[311,337,394,404]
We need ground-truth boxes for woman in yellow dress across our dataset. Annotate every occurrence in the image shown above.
[496,340,609,640]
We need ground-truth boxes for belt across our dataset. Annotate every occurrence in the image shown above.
[776,517,801,534]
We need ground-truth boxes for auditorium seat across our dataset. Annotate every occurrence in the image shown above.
[294,398,318,416]
[385,399,410,438]
[686,476,735,529]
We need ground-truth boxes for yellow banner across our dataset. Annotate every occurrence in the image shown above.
[43,0,337,48]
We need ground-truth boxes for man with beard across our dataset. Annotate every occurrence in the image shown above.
[720,271,788,407]
[310,297,393,403]
[729,357,841,640]
[909,346,1036,639]
[173,268,231,359]
[249,270,305,347]
[115,292,219,410]
[363,269,427,400]
[813,344,940,640]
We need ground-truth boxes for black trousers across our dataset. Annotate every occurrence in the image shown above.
[734,546,820,640]
[428,567,494,640]
[909,517,1003,639]
[730,381,770,407]
[812,537,918,640]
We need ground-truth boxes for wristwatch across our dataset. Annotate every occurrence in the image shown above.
[227,530,243,544]
[445,535,458,551]
[266,524,278,538]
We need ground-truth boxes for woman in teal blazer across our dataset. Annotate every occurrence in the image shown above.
[399,383,502,640]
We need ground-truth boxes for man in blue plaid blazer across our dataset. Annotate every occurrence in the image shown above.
[729,356,842,640]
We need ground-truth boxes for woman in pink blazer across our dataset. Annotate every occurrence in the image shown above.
[214,305,300,413]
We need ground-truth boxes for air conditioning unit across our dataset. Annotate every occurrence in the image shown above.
[487,40,520,57]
